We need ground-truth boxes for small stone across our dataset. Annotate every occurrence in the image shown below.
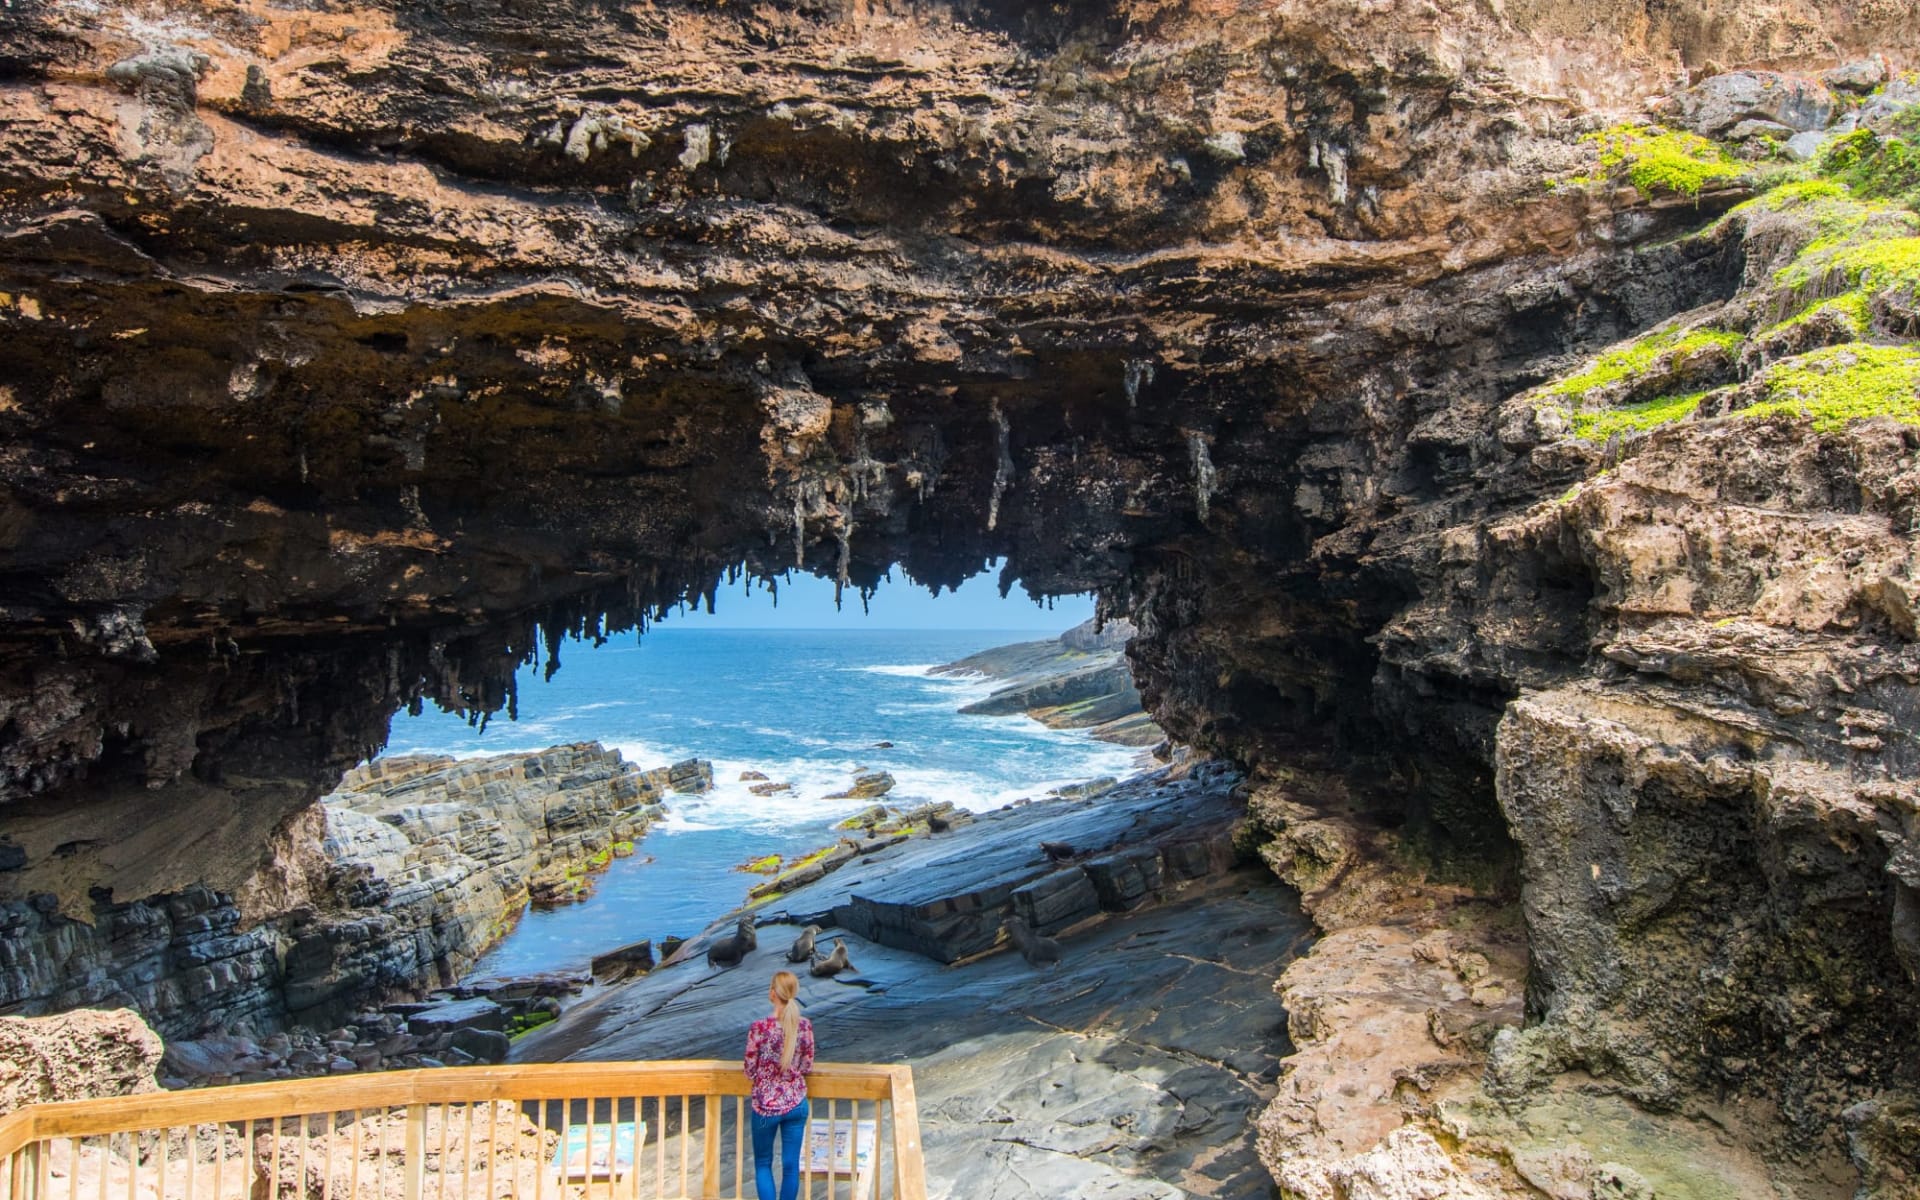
[1784,130,1829,162]
[1726,118,1794,141]
[1202,130,1246,162]
[1590,1162,1655,1200]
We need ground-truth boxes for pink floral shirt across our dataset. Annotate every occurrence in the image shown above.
[744,1014,815,1116]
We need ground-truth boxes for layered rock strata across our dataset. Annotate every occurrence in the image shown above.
[0,743,692,1042]
[937,616,1165,746]
[285,742,695,1024]
[2,3,1920,1197]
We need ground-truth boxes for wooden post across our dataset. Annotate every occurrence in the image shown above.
[732,1098,744,1200]
[888,1071,925,1200]
[700,1097,719,1200]
[404,1106,427,1200]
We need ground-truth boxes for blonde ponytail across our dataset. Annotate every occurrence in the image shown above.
[772,970,801,1070]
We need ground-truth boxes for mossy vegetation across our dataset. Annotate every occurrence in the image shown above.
[507,1011,555,1038]
[1561,124,1746,198]
[1818,113,1920,210]
[1544,327,1740,407]
[737,853,783,875]
[1758,290,1874,340]
[1567,390,1711,441]
[1740,344,1920,431]
[1530,107,1920,445]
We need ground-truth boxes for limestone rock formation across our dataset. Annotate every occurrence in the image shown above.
[2,2,1920,1196]
[0,1009,162,1115]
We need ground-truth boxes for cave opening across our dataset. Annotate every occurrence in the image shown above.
[355,567,1174,991]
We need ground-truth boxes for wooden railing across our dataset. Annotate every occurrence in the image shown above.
[0,1062,924,1200]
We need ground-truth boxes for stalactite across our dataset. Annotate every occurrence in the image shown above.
[834,517,854,609]
[792,490,807,568]
[1188,431,1216,522]
[987,401,1012,531]
[1124,359,1155,408]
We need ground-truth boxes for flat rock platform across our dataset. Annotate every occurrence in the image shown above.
[517,761,1313,1199]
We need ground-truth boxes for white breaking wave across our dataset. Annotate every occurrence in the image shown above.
[654,755,891,834]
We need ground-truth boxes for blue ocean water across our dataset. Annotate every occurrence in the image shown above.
[384,628,1144,979]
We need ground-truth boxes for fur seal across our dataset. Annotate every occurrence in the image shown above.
[927,813,951,833]
[787,924,822,964]
[1003,916,1061,968]
[809,938,854,978]
[706,914,758,968]
[1039,841,1075,864]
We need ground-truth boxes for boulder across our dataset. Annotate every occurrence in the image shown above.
[666,758,714,793]
[1726,118,1794,142]
[739,769,769,781]
[748,781,793,796]
[161,1033,264,1080]
[826,770,896,800]
[1823,59,1887,93]
[449,1028,511,1064]
[1861,79,1920,132]
[1676,71,1836,136]
[591,939,655,980]
[0,1010,162,1114]
[406,998,505,1037]
[1784,130,1830,162]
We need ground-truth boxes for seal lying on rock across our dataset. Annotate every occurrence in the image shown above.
[706,915,757,968]
[1003,916,1061,968]
[787,925,822,963]
[810,938,854,977]
[1039,841,1075,864]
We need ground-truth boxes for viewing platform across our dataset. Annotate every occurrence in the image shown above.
[0,1062,924,1200]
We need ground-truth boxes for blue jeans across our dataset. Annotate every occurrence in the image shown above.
[750,1096,808,1200]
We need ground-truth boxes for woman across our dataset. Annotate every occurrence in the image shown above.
[744,969,815,1200]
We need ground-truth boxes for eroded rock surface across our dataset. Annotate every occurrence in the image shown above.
[3,2,1920,1196]
[0,1008,162,1115]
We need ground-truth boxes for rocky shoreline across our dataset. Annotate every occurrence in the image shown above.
[0,744,708,1083]
[519,757,1307,1199]
[937,618,1165,749]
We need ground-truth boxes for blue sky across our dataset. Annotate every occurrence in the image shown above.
[657,562,1095,631]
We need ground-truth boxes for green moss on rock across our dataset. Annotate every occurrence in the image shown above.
[1758,290,1873,340]
[1545,328,1740,405]
[1583,124,1746,198]
[1741,343,1920,431]
[1568,390,1710,441]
